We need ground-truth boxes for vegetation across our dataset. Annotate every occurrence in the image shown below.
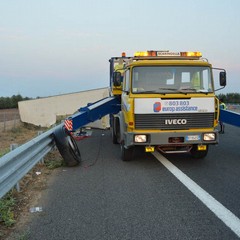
[1,93,239,109]
[217,93,240,104]
[0,192,16,227]
[0,93,239,109]
[0,149,9,157]
[0,95,31,109]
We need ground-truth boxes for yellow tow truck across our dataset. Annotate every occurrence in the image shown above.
[110,50,226,160]
[54,50,226,166]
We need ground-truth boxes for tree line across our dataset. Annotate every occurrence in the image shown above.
[0,95,31,109]
[0,93,239,109]
[217,93,240,104]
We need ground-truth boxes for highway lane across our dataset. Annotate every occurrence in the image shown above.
[164,124,240,221]
[16,126,240,240]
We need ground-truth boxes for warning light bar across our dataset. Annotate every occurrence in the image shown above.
[181,51,202,57]
[134,50,202,58]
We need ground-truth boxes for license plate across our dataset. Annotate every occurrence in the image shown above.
[145,146,155,152]
[186,135,201,141]
[198,145,207,151]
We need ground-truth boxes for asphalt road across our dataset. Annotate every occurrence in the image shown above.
[15,124,240,240]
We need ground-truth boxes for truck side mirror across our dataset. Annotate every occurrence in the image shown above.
[113,71,122,87]
[219,71,226,86]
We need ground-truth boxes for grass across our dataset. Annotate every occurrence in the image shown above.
[0,124,39,153]
[10,126,23,134]
[0,148,9,157]
[0,191,16,227]
[44,149,64,169]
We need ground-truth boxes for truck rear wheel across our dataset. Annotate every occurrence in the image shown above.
[111,126,118,144]
[121,141,134,161]
[54,125,81,167]
[190,145,208,159]
[111,117,120,144]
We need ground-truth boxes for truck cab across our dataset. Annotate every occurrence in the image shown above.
[110,51,226,161]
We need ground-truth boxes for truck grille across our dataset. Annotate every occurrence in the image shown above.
[135,113,214,130]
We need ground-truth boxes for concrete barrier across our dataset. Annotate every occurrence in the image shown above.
[18,88,110,128]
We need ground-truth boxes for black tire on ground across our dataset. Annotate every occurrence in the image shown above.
[190,145,208,159]
[111,126,118,144]
[111,117,120,144]
[53,126,81,167]
[120,141,134,161]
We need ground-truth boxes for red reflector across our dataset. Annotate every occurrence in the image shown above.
[65,119,73,131]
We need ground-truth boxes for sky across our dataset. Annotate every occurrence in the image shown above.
[0,0,240,98]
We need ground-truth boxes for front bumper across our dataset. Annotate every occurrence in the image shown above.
[124,130,219,148]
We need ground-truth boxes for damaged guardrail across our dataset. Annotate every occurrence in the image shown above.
[0,125,60,199]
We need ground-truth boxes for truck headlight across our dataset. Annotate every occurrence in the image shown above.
[203,133,216,141]
[134,135,147,143]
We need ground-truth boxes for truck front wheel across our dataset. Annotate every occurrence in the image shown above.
[190,145,208,159]
[120,141,134,161]
[111,117,120,144]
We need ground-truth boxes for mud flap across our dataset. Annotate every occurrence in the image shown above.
[53,125,81,167]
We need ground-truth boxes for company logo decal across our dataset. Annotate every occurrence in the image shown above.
[165,119,187,125]
[153,102,161,112]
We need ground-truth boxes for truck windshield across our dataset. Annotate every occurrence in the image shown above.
[132,66,213,94]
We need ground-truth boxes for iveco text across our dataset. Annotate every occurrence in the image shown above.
[165,119,187,125]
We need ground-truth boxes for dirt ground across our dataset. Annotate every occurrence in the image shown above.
[0,109,20,122]
[0,124,62,240]
[0,109,21,132]
[0,123,38,151]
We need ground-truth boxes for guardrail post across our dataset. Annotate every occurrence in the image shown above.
[38,131,45,164]
[10,143,20,192]
[52,124,57,151]
[10,143,19,151]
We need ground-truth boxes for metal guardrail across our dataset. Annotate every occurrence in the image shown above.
[0,125,60,199]
[220,109,240,128]
[0,105,239,199]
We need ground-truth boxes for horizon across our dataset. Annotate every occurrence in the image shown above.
[1,88,240,100]
[0,0,240,97]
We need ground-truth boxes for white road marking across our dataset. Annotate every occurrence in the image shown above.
[152,151,240,238]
